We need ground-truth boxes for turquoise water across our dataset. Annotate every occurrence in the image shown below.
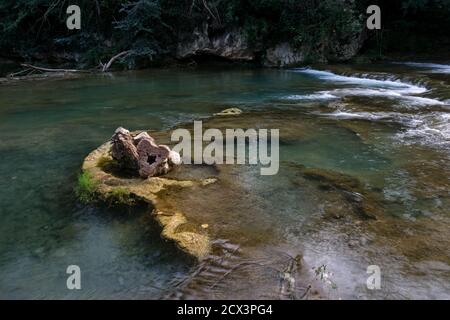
[0,65,449,299]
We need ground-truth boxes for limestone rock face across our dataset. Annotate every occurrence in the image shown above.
[111,127,179,178]
[177,22,365,66]
[326,29,367,62]
[264,43,305,67]
[177,25,254,62]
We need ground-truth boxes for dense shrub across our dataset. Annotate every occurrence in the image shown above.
[0,0,448,67]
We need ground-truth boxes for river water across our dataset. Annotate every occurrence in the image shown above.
[0,63,449,299]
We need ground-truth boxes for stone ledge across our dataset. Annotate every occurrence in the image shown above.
[81,140,217,260]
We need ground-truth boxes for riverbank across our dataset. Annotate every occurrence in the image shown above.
[2,52,450,82]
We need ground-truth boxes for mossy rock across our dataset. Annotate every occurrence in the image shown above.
[80,141,217,260]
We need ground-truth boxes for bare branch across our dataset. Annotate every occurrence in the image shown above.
[102,51,130,72]
[20,64,90,73]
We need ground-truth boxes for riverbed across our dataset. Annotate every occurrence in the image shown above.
[0,63,449,299]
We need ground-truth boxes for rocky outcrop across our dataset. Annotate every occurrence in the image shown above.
[111,127,180,178]
[177,22,365,67]
[82,138,216,260]
[111,127,140,170]
[264,31,366,66]
[264,43,305,67]
[177,25,255,61]
[325,30,367,62]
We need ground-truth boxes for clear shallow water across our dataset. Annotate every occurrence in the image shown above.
[0,64,449,299]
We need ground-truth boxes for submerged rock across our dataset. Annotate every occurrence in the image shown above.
[111,127,180,178]
[154,210,210,259]
[214,107,243,116]
[301,167,382,220]
[302,168,361,192]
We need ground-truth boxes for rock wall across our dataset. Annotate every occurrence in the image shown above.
[263,42,306,67]
[177,25,255,62]
[325,29,367,62]
[177,23,365,67]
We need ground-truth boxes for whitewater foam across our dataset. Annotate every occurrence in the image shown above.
[289,68,445,107]
[323,109,450,150]
[287,68,449,150]
[397,113,450,150]
[292,68,426,91]
[284,93,338,101]
[395,62,450,74]
[321,111,395,120]
[326,88,443,106]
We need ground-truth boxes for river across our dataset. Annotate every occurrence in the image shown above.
[0,63,449,299]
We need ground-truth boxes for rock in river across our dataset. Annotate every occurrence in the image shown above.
[214,107,243,116]
[81,128,217,260]
[111,127,180,178]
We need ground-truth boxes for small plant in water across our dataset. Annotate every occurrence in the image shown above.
[313,264,338,290]
[108,187,135,206]
[75,172,98,203]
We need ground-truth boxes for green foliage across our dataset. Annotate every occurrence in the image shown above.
[75,172,98,203]
[190,0,365,58]
[280,0,364,52]
[115,0,164,36]
[362,0,450,57]
[114,0,170,66]
[75,171,136,205]
[314,264,338,290]
[0,0,449,67]
[0,0,123,64]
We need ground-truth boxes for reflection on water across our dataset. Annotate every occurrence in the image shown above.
[0,64,449,299]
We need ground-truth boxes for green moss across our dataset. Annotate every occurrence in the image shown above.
[174,222,203,234]
[96,156,119,171]
[107,187,136,206]
[97,155,137,178]
[76,171,135,205]
[75,172,98,203]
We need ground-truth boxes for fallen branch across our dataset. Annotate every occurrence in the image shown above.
[8,68,33,78]
[20,63,90,73]
[7,51,130,81]
[210,261,279,289]
[102,51,130,72]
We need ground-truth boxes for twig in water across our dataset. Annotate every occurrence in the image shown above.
[20,63,90,73]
